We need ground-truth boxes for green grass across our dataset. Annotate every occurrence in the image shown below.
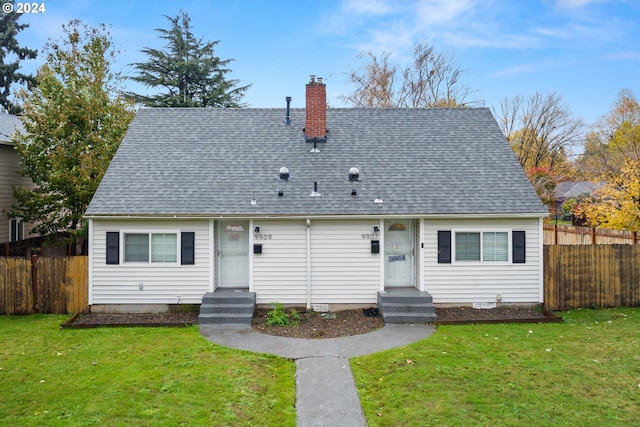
[4,310,639,427]
[0,315,296,426]
[352,308,640,427]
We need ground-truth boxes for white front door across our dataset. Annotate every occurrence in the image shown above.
[218,220,249,287]
[384,219,415,287]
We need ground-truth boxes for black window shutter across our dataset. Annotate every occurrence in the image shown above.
[437,231,451,264]
[181,232,195,265]
[106,232,119,265]
[513,231,526,263]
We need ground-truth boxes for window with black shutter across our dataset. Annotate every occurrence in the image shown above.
[437,231,451,263]
[106,232,120,265]
[512,231,526,263]
[181,232,195,265]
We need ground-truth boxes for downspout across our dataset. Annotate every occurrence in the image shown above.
[306,218,311,310]
[87,219,93,306]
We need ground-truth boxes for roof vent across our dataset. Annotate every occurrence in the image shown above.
[311,181,321,197]
[284,96,292,125]
[279,166,290,181]
[310,141,320,153]
[374,191,384,204]
[349,167,360,182]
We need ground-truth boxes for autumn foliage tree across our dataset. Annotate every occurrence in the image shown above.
[575,89,640,229]
[10,20,134,243]
[579,158,640,230]
[341,42,477,108]
[575,89,640,180]
[496,92,582,177]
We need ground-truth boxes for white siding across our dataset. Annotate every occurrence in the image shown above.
[424,218,542,304]
[310,220,380,304]
[91,219,210,304]
[252,220,307,304]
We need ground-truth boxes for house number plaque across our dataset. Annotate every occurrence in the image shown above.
[254,234,272,240]
[361,233,380,240]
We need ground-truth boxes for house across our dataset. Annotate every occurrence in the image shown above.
[0,113,33,244]
[85,76,547,321]
[554,181,601,223]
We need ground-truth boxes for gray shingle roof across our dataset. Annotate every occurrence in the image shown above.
[85,107,546,217]
[556,181,601,201]
[0,113,22,145]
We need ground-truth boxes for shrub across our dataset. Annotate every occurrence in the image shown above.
[266,302,300,327]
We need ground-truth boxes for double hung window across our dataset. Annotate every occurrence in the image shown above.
[124,233,177,263]
[454,231,509,262]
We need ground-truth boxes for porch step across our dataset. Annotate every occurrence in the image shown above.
[198,289,256,325]
[378,289,437,324]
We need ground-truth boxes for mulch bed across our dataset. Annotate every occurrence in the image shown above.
[61,312,199,329]
[62,306,562,337]
[435,306,562,325]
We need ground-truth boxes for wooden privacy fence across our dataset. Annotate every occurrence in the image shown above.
[544,224,640,245]
[2,250,639,314]
[544,245,640,310]
[0,256,88,315]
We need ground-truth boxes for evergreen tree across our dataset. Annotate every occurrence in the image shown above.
[0,0,38,113]
[128,11,249,107]
[10,20,134,242]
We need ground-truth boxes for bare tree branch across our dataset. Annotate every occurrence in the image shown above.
[341,42,479,108]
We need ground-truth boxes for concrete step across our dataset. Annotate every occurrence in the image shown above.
[199,303,256,315]
[379,302,436,314]
[377,289,437,324]
[198,313,253,325]
[199,290,256,326]
[201,290,256,305]
[378,291,433,304]
[382,312,438,324]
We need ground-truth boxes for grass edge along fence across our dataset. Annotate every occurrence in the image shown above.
[0,256,88,315]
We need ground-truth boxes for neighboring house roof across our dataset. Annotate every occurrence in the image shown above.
[86,107,547,217]
[556,181,601,201]
[0,113,23,146]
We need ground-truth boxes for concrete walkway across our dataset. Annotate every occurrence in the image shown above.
[199,324,435,426]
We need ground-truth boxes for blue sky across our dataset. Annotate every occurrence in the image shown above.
[12,0,640,126]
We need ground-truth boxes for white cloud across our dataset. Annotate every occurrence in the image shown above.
[603,50,640,60]
[415,0,478,26]
[343,0,393,15]
[491,64,536,78]
[554,0,610,8]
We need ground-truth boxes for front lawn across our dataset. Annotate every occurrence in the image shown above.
[352,308,640,427]
[0,315,296,426]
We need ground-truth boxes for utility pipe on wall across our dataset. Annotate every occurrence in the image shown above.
[306,218,311,310]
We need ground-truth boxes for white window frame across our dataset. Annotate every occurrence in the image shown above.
[452,229,511,264]
[121,230,180,265]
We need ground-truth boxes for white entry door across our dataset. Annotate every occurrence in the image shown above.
[218,220,249,287]
[384,219,415,287]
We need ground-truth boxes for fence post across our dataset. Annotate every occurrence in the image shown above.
[554,224,558,245]
[30,254,38,312]
[590,228,596,245]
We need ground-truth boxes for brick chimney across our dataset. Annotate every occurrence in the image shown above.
[305,75,327,142]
